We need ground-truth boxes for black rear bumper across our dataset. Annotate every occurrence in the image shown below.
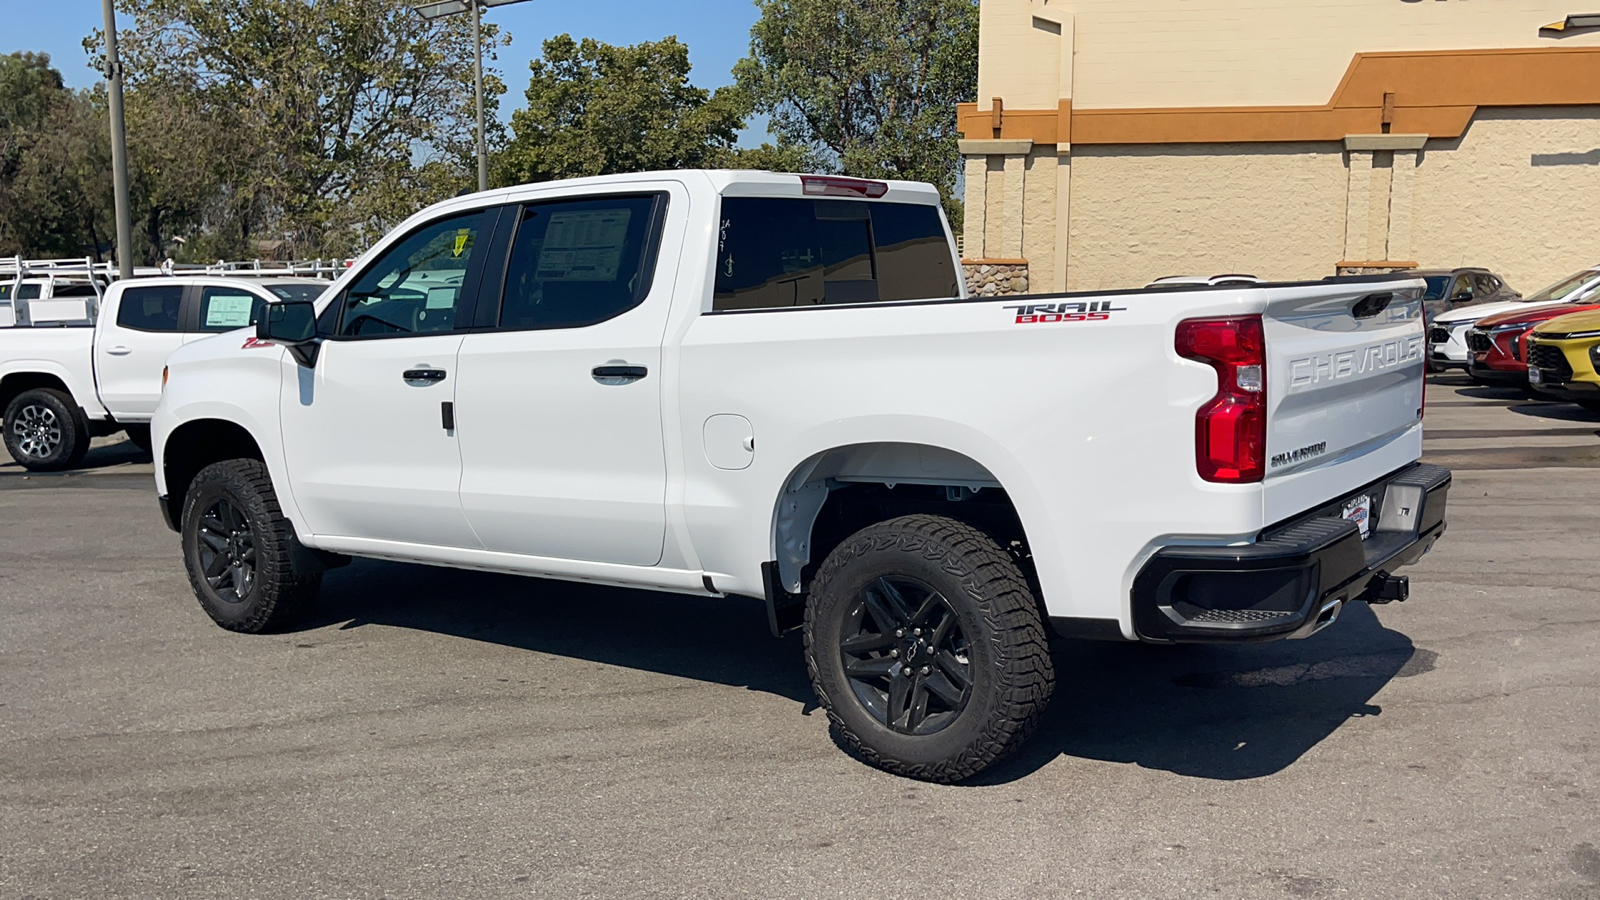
[1131,463,1451,643]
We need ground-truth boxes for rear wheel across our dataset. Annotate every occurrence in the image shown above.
[181,459,321,633]
[804,514,1054,783]
[3,388,89,471]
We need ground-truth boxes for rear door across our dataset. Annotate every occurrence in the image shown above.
[1260,280,1427,520]
[452,188,679,567]
[93,283,187,419]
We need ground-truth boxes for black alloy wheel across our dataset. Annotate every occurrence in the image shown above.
[195,497,258,602]
[805,514,1054,783]
[839,576,973,736]
[181,459,321,633]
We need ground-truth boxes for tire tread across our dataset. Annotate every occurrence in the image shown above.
[182,459,319,633]
[804,514,1053,783]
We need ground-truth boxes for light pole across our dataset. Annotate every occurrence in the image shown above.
[413,0,531,193]
[101,0,134,278]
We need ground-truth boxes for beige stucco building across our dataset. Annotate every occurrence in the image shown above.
[959,1,1600,295]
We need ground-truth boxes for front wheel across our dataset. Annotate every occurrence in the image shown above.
[181,459,321,633]
[3,388,89,471]
[804,514,1054,783]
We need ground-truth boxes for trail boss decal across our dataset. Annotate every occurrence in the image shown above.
[241,336,275,349]
[1003,300,1127,324]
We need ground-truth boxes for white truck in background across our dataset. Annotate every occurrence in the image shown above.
[1,275,327,469]
[152,170,1451,782]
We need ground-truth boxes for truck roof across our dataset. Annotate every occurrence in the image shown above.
[447,169,944,208]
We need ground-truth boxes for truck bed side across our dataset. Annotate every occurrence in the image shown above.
[675,277,1425,633]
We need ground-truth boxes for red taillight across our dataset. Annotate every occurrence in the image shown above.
[801,175,889,198]
[1176,315,1266,483]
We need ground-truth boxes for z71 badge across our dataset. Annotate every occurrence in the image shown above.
[1002,300,1126,324]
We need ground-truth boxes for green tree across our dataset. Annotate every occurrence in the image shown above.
[0,52,112,258]
[734,0,977,225]
[497,34,749,185]
[107,0,507,258]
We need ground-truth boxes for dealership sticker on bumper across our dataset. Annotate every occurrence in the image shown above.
[1344,494,1372,540]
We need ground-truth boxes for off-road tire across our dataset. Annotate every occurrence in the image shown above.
[181,459,320,633]
[123,424,152,453]
[804,514,1054,783]
[3,388,89,471]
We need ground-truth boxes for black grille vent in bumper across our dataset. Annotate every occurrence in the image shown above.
[1466,331,1492,353]
[1428,327,1451,344]
[1529,344,1573,380]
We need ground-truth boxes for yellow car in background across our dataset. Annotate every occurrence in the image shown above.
[1525,307,1600,411]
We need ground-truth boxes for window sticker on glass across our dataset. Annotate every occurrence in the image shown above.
[537,209,632,281]
[205,294,256,328]
[425,286,457,309]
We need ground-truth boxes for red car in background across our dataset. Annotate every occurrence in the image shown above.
[1468,299,1600,385]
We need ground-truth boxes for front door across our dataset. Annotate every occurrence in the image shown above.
[278,207,495,549]
[454,190,678,567]
[95,283,188,419]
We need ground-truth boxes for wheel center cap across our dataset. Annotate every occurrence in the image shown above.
[900,638,929,666]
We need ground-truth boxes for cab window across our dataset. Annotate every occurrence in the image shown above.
[115,285,183,332]
[713,198,958,310]
[333,210,489,338]
[1448,274,1474,301]
[198,287,264,332]
[495,194,665,331]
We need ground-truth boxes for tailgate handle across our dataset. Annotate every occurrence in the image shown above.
[1352,292,1393,319]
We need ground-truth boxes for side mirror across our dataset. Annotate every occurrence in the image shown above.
[258,300,320,366]
[1451,291,1472,302]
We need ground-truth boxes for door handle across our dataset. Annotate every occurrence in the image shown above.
[107,346,131,356]
[403,368,447,386]
[592,364,648,384]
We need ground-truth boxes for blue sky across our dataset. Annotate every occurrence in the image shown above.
[1,0,768,140]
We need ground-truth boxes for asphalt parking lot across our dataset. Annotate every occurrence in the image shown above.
[2,374,1598,899]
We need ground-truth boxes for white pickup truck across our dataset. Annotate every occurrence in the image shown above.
[152,170,1451,782]
[1,275,326,469]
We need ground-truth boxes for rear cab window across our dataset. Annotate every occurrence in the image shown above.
[713,197,958,310]
[115,284,184,332]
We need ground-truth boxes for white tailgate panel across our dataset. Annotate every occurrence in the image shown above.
[1261,281,1426,523]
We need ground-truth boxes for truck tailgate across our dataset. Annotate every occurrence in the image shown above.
[1261,279,1427,523]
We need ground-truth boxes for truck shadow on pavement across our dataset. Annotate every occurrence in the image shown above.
[0,436,150,478]
[977,601,1430,784]
[310,560,1428,784]
[309,559,817,704]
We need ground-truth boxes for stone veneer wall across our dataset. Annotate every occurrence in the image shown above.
[963,261,1031,296]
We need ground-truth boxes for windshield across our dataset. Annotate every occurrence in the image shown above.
[1523,269,1600,304]
[265,283,327,303]
[1421,276,1451,300]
